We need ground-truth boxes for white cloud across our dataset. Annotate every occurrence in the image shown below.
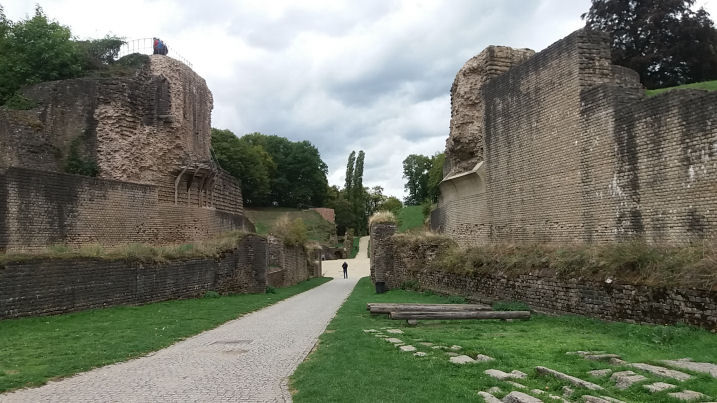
[9,1,713,199]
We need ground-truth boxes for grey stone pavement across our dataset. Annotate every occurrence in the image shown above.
[1,236,371,403]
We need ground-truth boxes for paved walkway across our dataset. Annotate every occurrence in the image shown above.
[1,237,371,402]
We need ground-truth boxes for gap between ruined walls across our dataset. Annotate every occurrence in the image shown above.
[369,223,717,331]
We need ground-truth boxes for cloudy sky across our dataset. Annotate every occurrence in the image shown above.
[5,0,717,199]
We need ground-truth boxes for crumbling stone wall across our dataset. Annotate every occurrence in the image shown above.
[370,233,717,330]
[265,235,316,288]
[0,167,250,252]
[369,223,397,285]
[444,46,534,176]
[0,234,268,319]
[438,29,717,245]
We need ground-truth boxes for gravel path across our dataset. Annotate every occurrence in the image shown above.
[1,237,370,402]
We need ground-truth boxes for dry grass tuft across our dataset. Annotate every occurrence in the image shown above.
[369,211,397,227]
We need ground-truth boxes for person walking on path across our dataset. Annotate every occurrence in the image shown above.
[342,261,348,279]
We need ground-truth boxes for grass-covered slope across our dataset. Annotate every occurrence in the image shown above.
[646,80,717,97]
[245,207,335,244]
[397,205,424,233]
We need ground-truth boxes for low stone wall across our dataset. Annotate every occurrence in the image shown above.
[370,227,717,330]
[0,235,268,319]
[265,236,319,288]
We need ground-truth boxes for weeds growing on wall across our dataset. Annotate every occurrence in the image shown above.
[0,231,248,265]
[271,215,308,246]
[393,234,717,290]
[368,210,397,227]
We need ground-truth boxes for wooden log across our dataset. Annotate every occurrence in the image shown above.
[388,310,530,320]
[367,303,491,313]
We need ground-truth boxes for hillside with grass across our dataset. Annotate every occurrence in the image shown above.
[244,208,336,244]
[397,205,425,233]
[646,80,717,97]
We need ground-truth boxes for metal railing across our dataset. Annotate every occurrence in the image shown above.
[117,38,193,68]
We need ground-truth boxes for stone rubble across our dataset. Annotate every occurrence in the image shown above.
[385,337,403,344]
[667,390,708,401]
[385,329,404,334]
[484,369,527,380]
[609,370,646,390]
[502,391,543,403]
[505,381,526,389]
[587,369,612,378]
[419,342,434,347]
[535,366,603,391]
[582,396,626,403]
[662,358,717,378]
[398,345,416,352]
[449,355,476,364]
[477,391,502,403]
[363,329,378,333]
[629,363,691,381]
[474,354,495,363]
[413,352,427,357]
[562,386,574,397]
[643,382,676,393]
[450,345,463,350]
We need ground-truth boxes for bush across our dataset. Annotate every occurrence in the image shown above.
[447,295,467,304]
[265,285,277,294]
[3,93,37,110]
[272,215,308,246]
[492,301,531,311]
[203,291,220,299]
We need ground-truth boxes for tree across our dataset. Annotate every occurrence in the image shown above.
[344,151,356,194]
[0,6,83,104]
[211,129,275,206]
[583,0,717,88]
[427,152,445,203]
[380,196,403,215]
[241,133,328,207]
[366,186,387,218]
[402,154,432,205]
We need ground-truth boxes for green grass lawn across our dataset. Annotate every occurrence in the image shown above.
[291,277,717,402]
[245,207,335,243]
[349,236,360,258]
[646,80,717,97]
[0,277,331,393]
[397,205,424,232]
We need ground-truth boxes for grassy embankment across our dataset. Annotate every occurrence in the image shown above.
[0,277,331,393]
[397,205,424,233]
[291,277,717,403]
[245,208,335,244]
[646,80,717,96]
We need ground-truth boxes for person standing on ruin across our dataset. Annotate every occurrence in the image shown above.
[342,261,348,279]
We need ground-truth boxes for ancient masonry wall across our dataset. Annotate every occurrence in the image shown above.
[266,236,318,288]
[369,232,717,330]
[437,29,717,245]
[0,235,268,319]
[0,167,250,252]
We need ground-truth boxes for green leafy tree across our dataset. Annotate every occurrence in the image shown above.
[402,154,432,205]
[344,151,356,194]
[76,36,126,71]
[0,6,83,104]
[380,196,403,215]
[427,152,445,203]
[366,186,387,218]
[241,133,328,207]
[211,128,275,206]
[329,197,356,236]
[583,0,717,88]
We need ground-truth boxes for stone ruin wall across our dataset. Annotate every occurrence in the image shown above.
[444,46,534,177]
[436,29,717,246]
[0,56,246,251]
[368,227,717,330]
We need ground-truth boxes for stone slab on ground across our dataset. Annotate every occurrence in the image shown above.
[475,354,495,362]
[414,352,427,357]
[450,345,462,350]
[667,390,708,401]
[629,363,691,381]
[488,387,503,394]
[583,396,626,403]
[588,369,612,378]
[535,366,603,391]
[610,370,647,390]
[662,358,717,378]
[385,329,404,334]
[446,352,459,357]
[502,391,543,403]
[399,345,416,352]
[584,354,621,362]
[485,369,527,380]
[643,382,677,393]
[385,337,404,344]
[450,355,476,364]
[478,391,503,403]
[419,342,434,347]
[506,381,526,389]
[363,329,378,333]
